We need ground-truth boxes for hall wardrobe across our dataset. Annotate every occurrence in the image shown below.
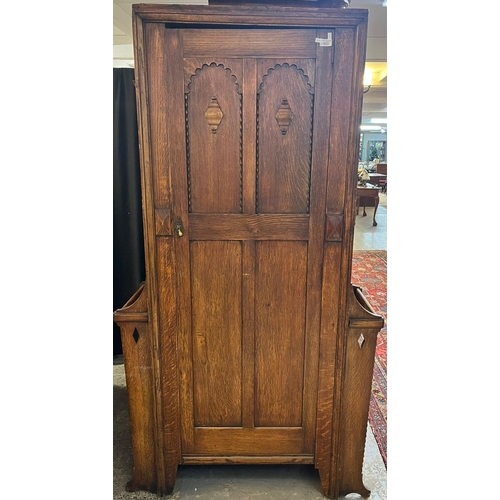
[114,2,384,499]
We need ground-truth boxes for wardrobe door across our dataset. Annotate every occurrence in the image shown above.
[144,25,335,459]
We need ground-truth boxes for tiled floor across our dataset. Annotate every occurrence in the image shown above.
[354,192,387,251]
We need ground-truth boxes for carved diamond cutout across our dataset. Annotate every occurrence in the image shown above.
[204,97,224,134]
[132,328,140,344]
[358,333,365,348]
[275,98,294,135]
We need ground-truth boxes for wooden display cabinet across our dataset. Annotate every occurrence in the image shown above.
[114,3,384,499]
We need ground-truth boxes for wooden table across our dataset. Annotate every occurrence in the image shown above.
[368,172,387,186]
[356,184,381,226]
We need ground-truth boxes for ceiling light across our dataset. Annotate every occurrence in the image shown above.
[370,118,387,124]
[363,68,372,94]
[360,125,382,131]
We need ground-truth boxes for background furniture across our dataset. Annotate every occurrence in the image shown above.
[114,4,383,500]
[375,163,387,192]
[368,172,386,187]
[356,184,381,226]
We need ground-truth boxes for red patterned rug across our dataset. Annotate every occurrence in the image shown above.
[351,250,387,467]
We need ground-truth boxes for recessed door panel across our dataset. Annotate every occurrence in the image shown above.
[257,62,315,214]
[191,240,243,427]
[185,62,242,214]
[255,241,308,427]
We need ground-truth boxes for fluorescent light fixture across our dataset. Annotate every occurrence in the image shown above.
[370,118,387,124]
[360,125,382,131]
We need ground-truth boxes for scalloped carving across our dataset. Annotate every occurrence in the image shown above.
[258,63,314,95]
[186,62,241,95]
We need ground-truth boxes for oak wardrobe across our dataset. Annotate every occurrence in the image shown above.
[114,2,384,498]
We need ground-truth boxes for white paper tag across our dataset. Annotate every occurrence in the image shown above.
[315,32,332,47]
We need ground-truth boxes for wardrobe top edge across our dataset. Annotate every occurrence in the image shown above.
[131,4,369,23]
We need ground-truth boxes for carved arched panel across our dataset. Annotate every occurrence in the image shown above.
[256,63,314,214]
[185,63,242,213]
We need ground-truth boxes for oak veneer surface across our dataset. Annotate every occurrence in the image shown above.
[114,4,383,499]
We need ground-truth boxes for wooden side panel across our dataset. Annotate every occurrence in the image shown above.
[191,241,243,427]
[119,322,157,492]
[254,241,308,427]
[185,62,242,213]
[257,61,314,214]
[338,325,378,497]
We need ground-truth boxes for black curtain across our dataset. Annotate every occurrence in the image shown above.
[113,68,146,356]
